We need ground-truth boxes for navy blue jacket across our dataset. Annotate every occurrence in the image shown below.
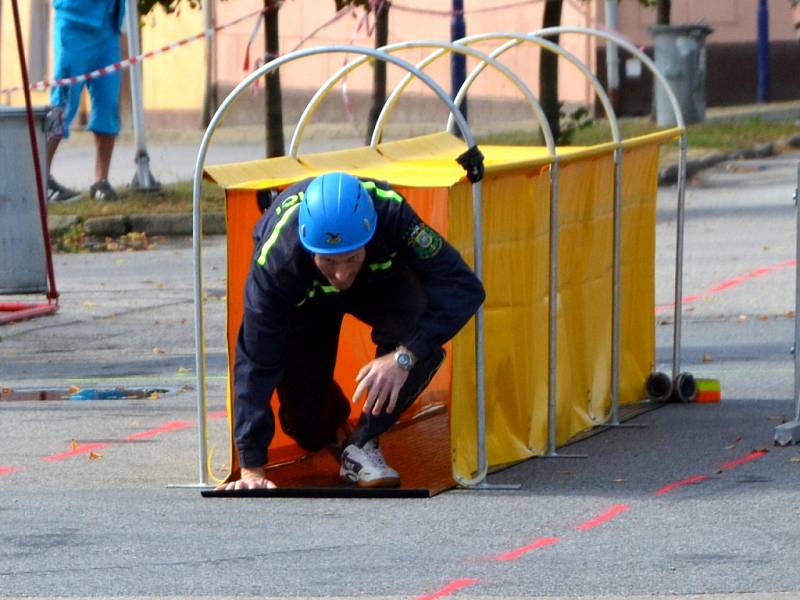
[234,177,485,467]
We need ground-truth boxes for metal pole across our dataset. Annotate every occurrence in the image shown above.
[757,0,770,104]
[794,161,800,421]
[774,160,800,445]
[451,0,467,121]
[473,180,486,475]
[201,0,217,126]
[545,163,560,455]
[611,148,623,423]
[604,0,620,111]
[124,0,160,191]
[671,135,688,380]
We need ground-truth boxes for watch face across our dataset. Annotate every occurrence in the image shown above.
[396,352,412,369]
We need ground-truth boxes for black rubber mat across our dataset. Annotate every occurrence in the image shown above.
[201,487,431,498]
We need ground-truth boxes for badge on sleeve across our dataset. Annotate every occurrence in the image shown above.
[407,222,443,259]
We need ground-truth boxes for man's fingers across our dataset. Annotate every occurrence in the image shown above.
[355,363,371,383]
[352,378,367,405]
[386,385,400,414]
[370,386,387,415]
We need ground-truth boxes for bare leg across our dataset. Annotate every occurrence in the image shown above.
[46,136,61,174]
[94,133,115,182]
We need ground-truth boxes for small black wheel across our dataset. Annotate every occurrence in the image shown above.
[645,371,673,402]
[672,372,697,403]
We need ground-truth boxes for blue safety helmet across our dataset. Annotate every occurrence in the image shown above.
[298,172,377,254]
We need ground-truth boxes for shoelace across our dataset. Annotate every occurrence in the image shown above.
[363,441,388,467]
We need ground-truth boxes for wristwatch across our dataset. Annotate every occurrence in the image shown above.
[393,347,417,372]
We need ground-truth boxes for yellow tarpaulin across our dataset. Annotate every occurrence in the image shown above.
[208,129,677,487]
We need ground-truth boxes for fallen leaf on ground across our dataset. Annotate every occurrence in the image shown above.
[149,392,160,400]
[70,439,78,451]
[702,353,713,363]
[67,385,81,394]
[757,315,769,321]
[725,436,743,449]
[88,452,102,461]
[152,347,166,355]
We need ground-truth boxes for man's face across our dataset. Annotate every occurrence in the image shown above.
[313,247,366,291]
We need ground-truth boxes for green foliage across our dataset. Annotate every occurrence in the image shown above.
[334,0,377,11]
[558,104,594,145]
[137,0,201,16]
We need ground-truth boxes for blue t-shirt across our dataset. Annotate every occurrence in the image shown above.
[53,0,124,31]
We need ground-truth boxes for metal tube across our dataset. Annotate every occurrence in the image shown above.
[446,32,622,151]
[125,0,159,190]
[371,41,543,148]
[451,31,627,431]
[604,0,620,109]
[611,148,623,423]
[757,0,770,104]
[125,1,147,165]
[671,135,688,380]
[473,180,486,476]
[534,27,687,380]
[794,160,800,420]
[546,163,560,455]
[450,0,467,120]
[193,45,477,486]
[288,41,536,157]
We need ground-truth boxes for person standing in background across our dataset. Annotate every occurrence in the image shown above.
[46,0,124,202]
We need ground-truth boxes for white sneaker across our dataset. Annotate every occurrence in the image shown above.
[339,439,400,488]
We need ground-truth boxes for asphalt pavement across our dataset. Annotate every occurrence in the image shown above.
[2,138,800,598]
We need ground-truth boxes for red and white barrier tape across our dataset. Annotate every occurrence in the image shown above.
[1,6,267,96]
[389,0,585,17]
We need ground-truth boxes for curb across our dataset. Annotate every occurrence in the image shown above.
[48,212,226,239]
[658,133,800,186]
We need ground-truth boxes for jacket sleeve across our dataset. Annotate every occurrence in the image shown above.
[377,184,486,360]
[232,263,294,468]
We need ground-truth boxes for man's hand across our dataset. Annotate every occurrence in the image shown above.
[215,466,276,491]
[352,354,409,416]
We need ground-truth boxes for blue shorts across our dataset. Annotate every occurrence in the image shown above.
[50,17,121,138]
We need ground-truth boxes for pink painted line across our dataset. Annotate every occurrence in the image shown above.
[416,578,480,600]
[721,450,768,470]
[125,420,193,441]
[42,443,108,462]
[0,466,18,476]
[492,536,560,562]
[656,259,797,314]
[654,474,708,496]
[209,410,227,420]
[576,503,630,531]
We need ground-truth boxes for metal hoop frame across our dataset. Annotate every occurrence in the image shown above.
[191,45,482,487]
[190,29,689,489]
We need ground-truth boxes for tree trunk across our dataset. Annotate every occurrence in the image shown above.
[365,1,389,145]
[656,0,671,25]
[539,0,562,142]
[265,0,284,157]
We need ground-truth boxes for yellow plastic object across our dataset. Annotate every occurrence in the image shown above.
[208,130,676,486]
